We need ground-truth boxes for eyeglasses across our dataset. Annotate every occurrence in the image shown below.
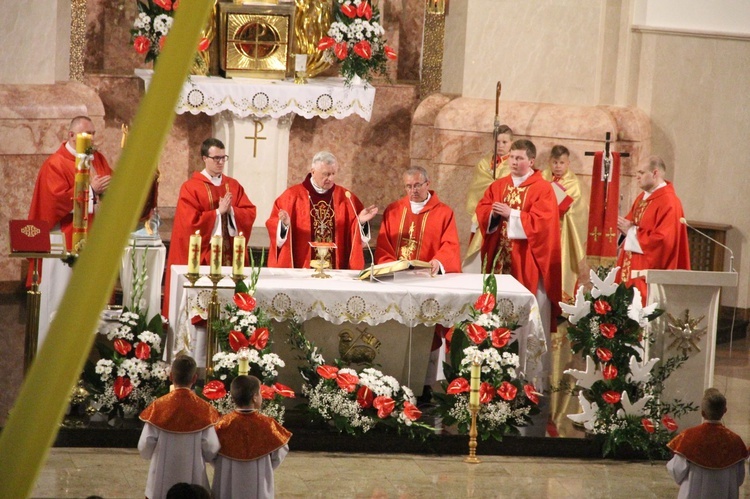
[207,155,229,163]
[404,181,427,191]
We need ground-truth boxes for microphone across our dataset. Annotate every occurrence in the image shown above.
[346,191,375,281]
[680,218,735,273]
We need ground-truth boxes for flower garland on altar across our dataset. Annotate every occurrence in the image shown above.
[288,321,432,438]
[561,266,697,458]
[201,282,295,423]
[317,0,397,85]
[433,274,541,440]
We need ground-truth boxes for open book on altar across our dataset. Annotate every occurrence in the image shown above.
[358,259,432,280]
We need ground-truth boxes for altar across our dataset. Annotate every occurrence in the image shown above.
[167,266,547,392]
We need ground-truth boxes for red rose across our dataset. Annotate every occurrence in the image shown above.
[260,384,275,400]
[356,385,374,408]
[466,323,488,345]
[402,401,422,421]
[473,292,495,314]
[602,363,618,380]
[113,376,133,400]
[228,330,249,352]
[497,381,517,401]
[233,292,256,312]
[491,328,511,349]
[203,380,227,400]
[642,418,655,434]
[133,36,151,55]
[316,365,339,380]
[356,0,373,20]
[662,415,679,432]
[340,3,357,18]
[446,377,470,394]
[372,396,395,418]
[113,338,132,356]
[317,36,336,51]
[479,382,495,404]
[594,299,612,315]
[334,42,348,60]
[134,342,151,360]
[524,384,539,405]
[595,347,613,362]
[335,372,359,393]
[384,45,397,60]
[599,323,617,339]
[197,37,210,52]
[353,40,372,60]
[273,383,295,398]
[602,390,621,404]
[249,327,269,350]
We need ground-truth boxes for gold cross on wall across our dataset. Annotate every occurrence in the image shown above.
[244,120,267,158]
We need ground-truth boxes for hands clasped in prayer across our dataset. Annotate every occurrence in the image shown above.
[90,171,111,195]
[491,201,512,218]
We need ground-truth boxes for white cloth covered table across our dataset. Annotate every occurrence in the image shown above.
[167,266,547,385]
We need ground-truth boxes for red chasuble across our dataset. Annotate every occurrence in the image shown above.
[163,172,257,315]
[667,423,749,469]
[215,410,292,461]
[26,143,113,285]
[374,192,462,273]
[139,388,220,433]
[616,181,690,299]
[265,174,366,269]
[476,171,562,320]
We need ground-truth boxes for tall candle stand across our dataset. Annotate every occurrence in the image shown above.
[465,358,481,463]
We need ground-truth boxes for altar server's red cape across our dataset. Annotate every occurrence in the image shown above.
[668,422,749,469]
[215,410,292,461]
[139,388,220,433]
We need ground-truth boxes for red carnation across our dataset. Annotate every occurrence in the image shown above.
[353,40,372,60]
[114,376,133,400]
[356,385,374,408]
[594,299,612,315]
[203,380,227,400]
[602,390,621,404]
[524,384,540,405]
[491,328,511,348]
[372,396,395,418]
[113,338,132,356]
[662,415,679,432]
[497,381,517,401]
[595,347,613,362]
[134,342,151,360]
[599,323,617,339]
[233,292,256,312]
[466,323,488,345]
[316,365,339,380]
[446,377,470,394]
[134,36,151,55]
[602,363,618,380]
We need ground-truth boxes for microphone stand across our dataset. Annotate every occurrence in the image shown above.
[346,191,375,282]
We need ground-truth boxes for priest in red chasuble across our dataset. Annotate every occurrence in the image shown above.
[476,139,562,328]
[616,155,690,300]
[164,138,257,315]
[375,166,461,274]
[265,151,378,269]
[27,115,113,285]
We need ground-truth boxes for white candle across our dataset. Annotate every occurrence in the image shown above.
[469,362,480,407]
[188,231,201,274]
[232,233,246,276]
[210,235,222,276]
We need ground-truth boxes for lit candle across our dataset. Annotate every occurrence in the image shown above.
[469,361,480,407]
[232,232,246,277]
[188,231,201,274]
[210,235,222,276]
[238,347,250,376]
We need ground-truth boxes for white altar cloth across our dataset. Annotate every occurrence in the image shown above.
[168,266,547,384]
[135,69,376,121]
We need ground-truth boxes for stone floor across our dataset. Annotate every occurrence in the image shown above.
[27,337,750,498]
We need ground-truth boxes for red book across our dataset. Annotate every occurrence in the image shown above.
[9,220,51,253]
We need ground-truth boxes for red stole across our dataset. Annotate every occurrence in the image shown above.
[586,151,621,267]
[668,422,749,469]
[215,410,292,461]
[139,388,220,433]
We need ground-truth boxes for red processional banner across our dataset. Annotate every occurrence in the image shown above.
[586,151,621,267]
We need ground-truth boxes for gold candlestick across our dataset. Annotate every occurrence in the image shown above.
[465,405,481,464]
[205,273,223,376]
[465,358,481,463]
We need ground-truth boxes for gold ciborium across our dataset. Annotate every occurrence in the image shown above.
[309,241,336,278]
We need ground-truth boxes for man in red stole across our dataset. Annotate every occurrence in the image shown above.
[375,166,461,274]
[138,355,220,499]
[265,151,378,269]
[616,155,690,300]
[667,388,748,498]
[163,138,257,315]
[27,115,113,283]
[212,375,291,499]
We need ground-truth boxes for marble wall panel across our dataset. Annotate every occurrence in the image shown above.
[0,1,57,84]
[397,0,426,82]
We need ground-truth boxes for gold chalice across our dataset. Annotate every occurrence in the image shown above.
[309,241,336,278]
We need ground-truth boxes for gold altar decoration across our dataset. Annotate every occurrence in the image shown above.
[193,0,218,75]
[294,0,333,77]
[338,326,381,364]
[666,309,707,355]
[309,241,336,278]
[69,0,86,81]
[421,0,445,97]
[71,133,92,254]
[219,2,295,78]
